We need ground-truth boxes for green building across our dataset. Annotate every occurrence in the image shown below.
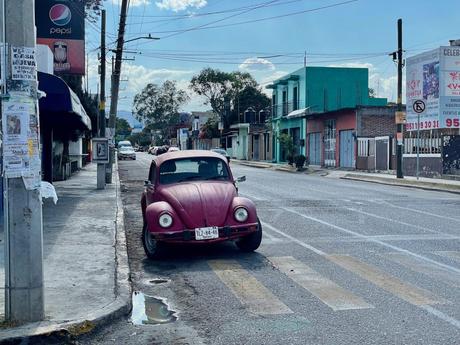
[267,66,387,163]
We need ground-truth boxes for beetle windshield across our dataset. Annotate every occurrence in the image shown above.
[159,157,230,185]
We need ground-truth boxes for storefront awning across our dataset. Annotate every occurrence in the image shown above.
[38,71,92,131]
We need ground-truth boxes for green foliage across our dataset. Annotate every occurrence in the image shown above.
[116,118,132,137]
[277,133,296,164]
[294,154,307,170]
[189,68,260,127]
[201,117,220,139]
[127,129,151,147]
[132,80,189,141]
[368,87,376,98]
[232,85,270,124]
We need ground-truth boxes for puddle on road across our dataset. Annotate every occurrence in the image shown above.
[130,291,177,325]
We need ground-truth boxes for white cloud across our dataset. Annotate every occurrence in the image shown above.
[155,0,207,12]
[111,0,150,6]
[239,57,275,72]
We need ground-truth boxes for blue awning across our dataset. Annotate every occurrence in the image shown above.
[38,71,92,131]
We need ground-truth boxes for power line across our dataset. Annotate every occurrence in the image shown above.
[128,0,359,41]
[126,0,304,25]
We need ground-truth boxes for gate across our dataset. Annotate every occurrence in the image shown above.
[339,130,355,168]
[442,135,460,175]
[324,120,336,167]
[309,132,321,165]
[375,136,389,171]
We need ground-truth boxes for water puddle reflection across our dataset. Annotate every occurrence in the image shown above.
[130,291,177,325]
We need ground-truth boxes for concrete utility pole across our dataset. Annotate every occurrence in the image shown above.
[396,18,404,178]
[97,9,106,189]
[107,0,129,183]
[2,0,44,322]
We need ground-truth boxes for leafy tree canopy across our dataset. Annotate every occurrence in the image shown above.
[116,118,132,137]
[132,80,189,140]
[190,68,267,127]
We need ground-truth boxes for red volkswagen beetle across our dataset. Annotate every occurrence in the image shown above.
[141,150,262,259]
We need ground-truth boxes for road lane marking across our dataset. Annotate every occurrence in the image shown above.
[269,256,373,311]
[261,222,327,256]
[434,251,460,263]
[386,253,460,287]
[282,207,460,275]
[326,255,446,306]
[420,305,460,330]
[371,199,460,223]
[345,207,445,235]
[261,220,460,328]
[207,260,293,315]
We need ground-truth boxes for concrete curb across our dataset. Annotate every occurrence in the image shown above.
[0,163,132,343]
[341,174,460,195]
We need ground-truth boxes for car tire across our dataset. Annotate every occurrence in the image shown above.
[236,219,262,252]
[142,223,163,259]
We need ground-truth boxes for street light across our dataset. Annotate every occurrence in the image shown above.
[124,33,160,44]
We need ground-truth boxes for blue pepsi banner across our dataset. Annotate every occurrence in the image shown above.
[35,0,85,75]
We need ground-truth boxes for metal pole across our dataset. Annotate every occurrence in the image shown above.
[97,9,106,189]
[416,112,420,180]
[2,0,44,322]
[396,18,404,178]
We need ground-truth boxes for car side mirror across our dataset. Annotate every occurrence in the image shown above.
[144,180,153,187]
[235,176,246,183]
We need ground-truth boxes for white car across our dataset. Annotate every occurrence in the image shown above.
[118,146,136,160]
[167,146,180,152]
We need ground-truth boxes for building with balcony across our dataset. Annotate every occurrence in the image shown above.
[267,66,387,163]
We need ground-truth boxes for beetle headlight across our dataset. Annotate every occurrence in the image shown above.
[158,213,173,228]
[234,207,248,222]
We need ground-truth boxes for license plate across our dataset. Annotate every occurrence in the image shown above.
[195,226,219,240]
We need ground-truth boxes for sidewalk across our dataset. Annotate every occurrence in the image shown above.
[0,163,131,342]
[232,159,460,194]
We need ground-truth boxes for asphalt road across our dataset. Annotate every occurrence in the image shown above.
[79,152,460,345]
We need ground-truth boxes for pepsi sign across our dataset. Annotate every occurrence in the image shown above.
[35,0,84,40]
[36,0,85,75]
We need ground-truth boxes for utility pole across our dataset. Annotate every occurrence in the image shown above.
[107,0,129,183]
[97,9,106,189]
[2,0,44,322]
[396,18,404,178]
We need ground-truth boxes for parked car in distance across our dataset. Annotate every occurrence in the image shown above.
[118,146,136,160]
[167,146,179,152]
[118,140,132,149]
[211,147,230,163]
[141,150,261,259]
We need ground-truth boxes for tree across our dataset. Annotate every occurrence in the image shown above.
[232,86,270,123]
[189,68,258,127]
[369,87,376,98]
[116,118,132,137]
[278,133,294,164]
[132,81,189,140]
[84,0,104,22]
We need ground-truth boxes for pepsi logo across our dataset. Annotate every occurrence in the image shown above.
[49,4,72,26]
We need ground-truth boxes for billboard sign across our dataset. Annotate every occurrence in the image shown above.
[35,0,85,75]
[406,47,460,130]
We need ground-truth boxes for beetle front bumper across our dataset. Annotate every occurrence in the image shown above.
[151,223,259,243]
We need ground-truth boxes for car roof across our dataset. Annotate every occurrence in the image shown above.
[153,150,227,166]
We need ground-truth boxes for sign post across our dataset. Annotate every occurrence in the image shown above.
[412,99,426,180]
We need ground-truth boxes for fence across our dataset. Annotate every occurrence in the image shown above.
[403,132,441,154]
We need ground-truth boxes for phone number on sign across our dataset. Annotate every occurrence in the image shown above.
[406,120,440,130]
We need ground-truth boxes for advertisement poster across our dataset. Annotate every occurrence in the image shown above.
[11,46,37,81]
[405,48,440,131]
[406,46,460,130]
[35,0,85,75]
[2,102,31,177]
[439,46,460,128]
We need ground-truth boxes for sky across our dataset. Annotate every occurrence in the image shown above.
[84,0,460,113]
